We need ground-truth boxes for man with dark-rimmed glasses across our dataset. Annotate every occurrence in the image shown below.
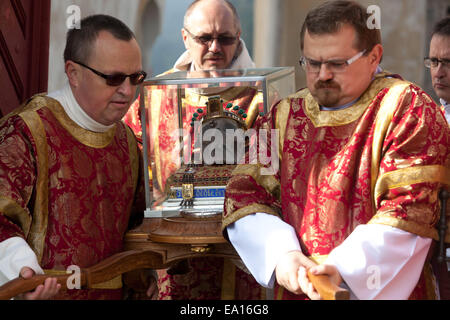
[223,0,449,300]
[425,17,450,124]
[425,16,450,301]
[0,14,156,300]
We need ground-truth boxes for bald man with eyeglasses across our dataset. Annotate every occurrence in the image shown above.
[0,14,157,300]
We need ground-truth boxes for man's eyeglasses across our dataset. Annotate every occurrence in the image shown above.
[299,50,367,74]
[184,27,238,46]
[424,57,450,69]
[72,61,147,86]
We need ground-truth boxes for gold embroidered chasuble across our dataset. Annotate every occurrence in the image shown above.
[223,72,450,299]
[0,95,143,299]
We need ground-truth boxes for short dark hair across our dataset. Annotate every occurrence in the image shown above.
[432,17,450,38]
[184,0,241,32]
[64,14,135,64]
[300,0,381,53]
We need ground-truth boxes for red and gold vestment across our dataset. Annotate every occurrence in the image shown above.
[223,72,450,300]
[0,96,144,299]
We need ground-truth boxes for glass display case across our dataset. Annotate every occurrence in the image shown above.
[139,67,296,217]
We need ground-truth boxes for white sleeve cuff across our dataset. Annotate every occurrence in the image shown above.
[227,213,301,288]
[325,224,432,300]
[0,237,43,285]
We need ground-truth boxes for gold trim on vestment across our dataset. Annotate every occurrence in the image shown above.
[374,165,450,200]
[43,269,123,289]
[19,110,49,263]
[222,203,279,231]
[370,82,411,203]
[274,97,292,162]
[44,97,117,148]
[231,164,280,200]
[302,72,403,128]
[220,258,236,300]
[368,215,438,240]
[0,196,31,236]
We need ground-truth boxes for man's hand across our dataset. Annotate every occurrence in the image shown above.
[275,250,317,295]
[298,264,343,300]
[16,267,61,300]
[275,251,343,300]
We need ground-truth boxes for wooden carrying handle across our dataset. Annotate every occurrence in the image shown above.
[307,271,350,300]
[0,274,76,300]
[0,249,166,300]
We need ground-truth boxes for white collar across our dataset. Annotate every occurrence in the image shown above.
[47,83,115,132]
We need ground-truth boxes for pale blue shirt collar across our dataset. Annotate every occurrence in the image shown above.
[440,98,450,124]
[320,99,358,111]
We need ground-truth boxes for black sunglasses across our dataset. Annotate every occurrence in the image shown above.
[184,27,238,46]
[73,60,147,86]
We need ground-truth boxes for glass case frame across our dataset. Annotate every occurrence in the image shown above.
[138,67,296,217]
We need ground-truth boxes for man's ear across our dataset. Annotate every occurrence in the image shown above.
[181,28,189,50]
[65,60,80,87]
[369,44,383,68]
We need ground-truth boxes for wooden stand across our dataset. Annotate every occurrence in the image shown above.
[0,216,349,300]
[124,216,239,264]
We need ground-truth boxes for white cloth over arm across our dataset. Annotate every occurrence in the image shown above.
[227,213,301,288]
[227,212,431,299]
[325,223,432,300]
[0,237,43,286]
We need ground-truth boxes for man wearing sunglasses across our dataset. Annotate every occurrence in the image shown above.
[223,1,449,300]
[426,17,450,125]
[0,14,157,299]
[124,0,263,301]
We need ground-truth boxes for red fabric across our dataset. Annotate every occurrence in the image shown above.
[224,78,449,299]
[0,99,143,299]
